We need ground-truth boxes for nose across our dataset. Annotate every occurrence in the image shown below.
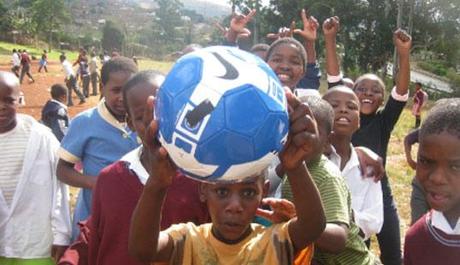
[338,104,348,114]
[225,194,244,214]
[427,166,448,185]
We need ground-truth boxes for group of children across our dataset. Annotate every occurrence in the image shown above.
[0,7,459,265]
[11,48,35,84]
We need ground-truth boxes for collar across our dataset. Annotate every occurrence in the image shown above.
[120,146,149,185]
[328,144,360,173]
[50,99,68,110]
[432,210,460,235]
[97,98,129,136]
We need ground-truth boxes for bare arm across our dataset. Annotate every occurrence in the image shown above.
[280,90,326,252]
[56,159,96,189]
[128,97,177,262]
[394,29,412,96]
[323,16,341,77]
[315,223,349,253]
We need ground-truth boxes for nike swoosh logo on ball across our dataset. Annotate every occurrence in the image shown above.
[212,52,239,80]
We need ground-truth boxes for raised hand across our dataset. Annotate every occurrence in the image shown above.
[256,198,297,223]
[266,21,295,40]
[293,9,319,42]
[279,89,320,170]
[322,16,340,38]
[393,29,412,56]
[229,9,256,35]
[142,96,176,189]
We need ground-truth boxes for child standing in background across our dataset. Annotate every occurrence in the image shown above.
[412,82,428,128]
[41,84,69,141]
[56,57,139,240]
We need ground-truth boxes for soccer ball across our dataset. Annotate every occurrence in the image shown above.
[155,46,289,182]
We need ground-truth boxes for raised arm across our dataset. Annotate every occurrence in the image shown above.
[128,97,177,263]
[280,90,326,252]
[394,29,412,96]
[225,9,255,45]
[323,16,341,80]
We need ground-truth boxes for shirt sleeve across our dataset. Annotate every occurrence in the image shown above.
[296,62,321,90]
[380,87,407,133]
[353,180,384,240]
[49,133,72,246]
[327,73,344,89]
[309,160,350,226]
[58,115,89,163]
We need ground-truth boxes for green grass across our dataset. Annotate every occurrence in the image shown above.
[137,59,173,73]
[0,41,80,61]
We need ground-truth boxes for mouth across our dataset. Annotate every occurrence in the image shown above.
[335,116,350,125]
[361,99,373,104]
[426,191,449,208]
[277,73,291,83]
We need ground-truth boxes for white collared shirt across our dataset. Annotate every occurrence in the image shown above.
[120,146,149,185]
[62,60,74,79]
[329,145,384,240]
[432,210,460,235]
[12,53,20,66]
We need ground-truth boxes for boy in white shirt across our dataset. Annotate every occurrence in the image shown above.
[0,71,71,264]
[323,86,384,240]
[60,54,86,106]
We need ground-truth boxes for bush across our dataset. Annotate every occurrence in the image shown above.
[418,60,448,76]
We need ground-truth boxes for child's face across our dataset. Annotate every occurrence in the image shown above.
[200,176,267,244]
[0,75,19,133]
[102,71,133,120]
[417,131,460,221]
[267,43,304,90]
[353,79,384,115]
[126,81,159,141]
[323,89,360,137]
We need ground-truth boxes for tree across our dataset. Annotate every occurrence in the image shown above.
[152,0,184,45]
[0,0,12,35]
[102,20,125,53]
[30,0,69,51]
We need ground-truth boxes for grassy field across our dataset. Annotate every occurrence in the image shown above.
[0,41,80,61]
[0,40,425,259]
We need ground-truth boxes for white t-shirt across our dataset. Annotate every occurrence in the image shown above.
[62,60,75,79]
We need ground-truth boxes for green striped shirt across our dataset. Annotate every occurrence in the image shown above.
[282,155,380,265]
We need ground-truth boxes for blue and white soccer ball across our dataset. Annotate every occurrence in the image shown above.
[155,46,289,182]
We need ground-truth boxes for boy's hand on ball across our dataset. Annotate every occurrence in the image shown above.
[143,96,176,190]
[280,89,320,170]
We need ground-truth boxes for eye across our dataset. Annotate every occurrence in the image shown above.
[215,188,229,198]
[450,164,460,172]
[347,102,359,110]
[354,87,365,93]
[241,188,257,198]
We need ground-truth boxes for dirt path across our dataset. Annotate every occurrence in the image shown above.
[0,60,99,119]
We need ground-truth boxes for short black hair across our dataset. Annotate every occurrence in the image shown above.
[299,95,334,134]
[50,84,68,100]
[122,70,164,112]
[420,98,460,140]
[266,37,307,72]
[250,43,270,53]
[100,56,138,85]
[59,54,66,61]
[415,82,422,87]
[13,49,16,53]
